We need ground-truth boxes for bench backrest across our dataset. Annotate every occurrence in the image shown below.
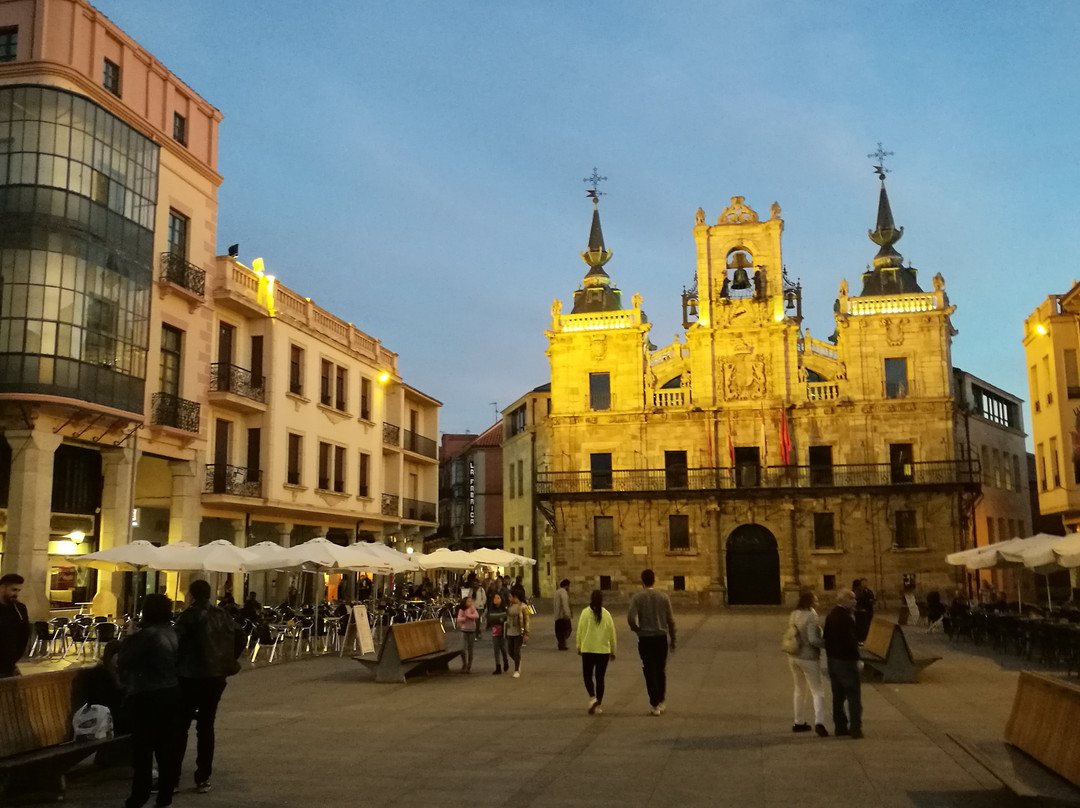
[0,669,77,758]
[391,620,446,661]
[863,618,899,659]
[1006,670,1080,787]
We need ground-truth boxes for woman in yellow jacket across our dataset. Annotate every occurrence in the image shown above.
[575,589,617,715]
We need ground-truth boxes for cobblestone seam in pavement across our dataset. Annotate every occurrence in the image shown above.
[509,612,710,808]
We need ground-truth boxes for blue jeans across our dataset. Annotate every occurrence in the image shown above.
[461,631,475,668]
[827,658,862,733]
[491,634,509,669]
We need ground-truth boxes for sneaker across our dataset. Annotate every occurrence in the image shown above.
[850,729,864,740]
[792,723,812,733]
[658,702,666,714]
[196,782,211,794]
[650,706,662,716]
[587,697,598,714]
[815,724,829,738]
[593,706,603,715]
[512,671,520,678]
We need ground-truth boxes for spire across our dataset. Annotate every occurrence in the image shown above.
[867,177,904,269]
[571,171,623,314]
[859,145,922,296]
[580,195,613,277]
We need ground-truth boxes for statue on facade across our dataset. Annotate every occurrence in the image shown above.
[632,291,643,310]
[750,356,767,398]
[838,278,848,298]
[769,201,781,220]
[932,272,945,292]
[836,361,848,380]
[695,207,706,225]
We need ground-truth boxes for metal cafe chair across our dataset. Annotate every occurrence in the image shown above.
[28,621,54,658]
[251,621,285,664]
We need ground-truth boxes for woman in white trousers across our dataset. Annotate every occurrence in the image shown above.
[787,590,828,737]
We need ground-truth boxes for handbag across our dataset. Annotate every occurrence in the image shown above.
[780,621,802,655]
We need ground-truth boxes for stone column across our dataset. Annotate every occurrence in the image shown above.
[3,427,63,621]
[166,453,204,602]
[96,444,138,617]
[272,522,294,606]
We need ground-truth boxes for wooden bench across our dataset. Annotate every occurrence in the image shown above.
[0,669,127,801]
[354,619,461,684]
[1005,670,1080,788]
[859,617,941,683]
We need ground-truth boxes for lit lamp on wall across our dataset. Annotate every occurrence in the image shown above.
[406,547,414,555]
[378,371,391,384]
[1035,324,1048,336]
[52,530,86,556]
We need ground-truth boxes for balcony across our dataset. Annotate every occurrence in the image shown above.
[205,464,262,497]
[402,498,437,522]
[383,422,400,448]
[402,429,437,459]
[208,363,266,413]
[537,460,981,499]
[159,252,206,304]
[150,392,200,434]
[382,493,400,517]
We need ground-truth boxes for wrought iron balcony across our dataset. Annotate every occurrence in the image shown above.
[402,498,437,522]
[382,493,400,516]
[205,464,262,497]
[383,422,400,447]
[150,392,200,433]
[403,429,437,458]
[210,363,266,403]
[537,460,981,497]
[160,252,206,296]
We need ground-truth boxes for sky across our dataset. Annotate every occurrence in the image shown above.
[94,1,1080,438]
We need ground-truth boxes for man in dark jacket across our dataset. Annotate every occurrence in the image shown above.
[173,579,243,794]
[0,573,30,678]
[823,588,863,739]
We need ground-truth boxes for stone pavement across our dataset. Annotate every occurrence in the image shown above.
[53,609,1080,808]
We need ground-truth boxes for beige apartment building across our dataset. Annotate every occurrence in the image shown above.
[501,384,551,595]
[0,0,438,619]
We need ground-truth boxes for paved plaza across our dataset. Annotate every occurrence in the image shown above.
[45,609,1080,808]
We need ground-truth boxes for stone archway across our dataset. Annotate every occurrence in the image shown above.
[725,524,781,605]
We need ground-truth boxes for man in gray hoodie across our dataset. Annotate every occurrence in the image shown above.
[627,569,676,716]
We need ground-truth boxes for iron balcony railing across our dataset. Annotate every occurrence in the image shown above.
[383,422,400,447]
[205,464,262,497]
[402,498,437,522]
[382,492,400,516]
[537,460,981,496]
[160,252,206,296]
[209,363,266,403]
[150,392,200,433]
[402,429,437,458]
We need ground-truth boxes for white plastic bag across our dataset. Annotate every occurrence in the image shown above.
[73,703,113,741]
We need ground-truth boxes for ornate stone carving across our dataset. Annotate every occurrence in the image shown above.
[883,318,905,346]
[720,356,768,400]
[695,207,706,225]
[769,201,781,220]
[932,272,945,292]
[550,298,562,331]
[838,278,848,298]
[591,335,607,361]
[718,196,759,225]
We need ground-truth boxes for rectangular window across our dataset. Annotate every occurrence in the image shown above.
[823,574,836,592]
[1037,443,1046,491]
[894,510,918,549]
[508,466,515,500]
[358,452,370,497]
[1050,437,1060,487]
[1012,454,1022,492]
[813,512,835,549]
[734,446,761,488]
[890,443,914,483]
[986,516,995,545]
[173,112,187,146]
[992,448,1002,488]
[1068,350,1080,399]
[599,575,612,591]
[590,453,613,491]
[884,357,908,398]
[0,27,16,62]
[166,210,188,260]
[668,514,690,550]
[509,526,516,544]
[287,433,302,485]
[103,58,121,96]
[808,445,833,486]
[999,517,1008,542]
[1042,356,1051,406]
[320,359,332,406]
[665,450,688,489]
[335,365,347,411]
[673,575,686,591]
[593,516,614,553]
[517,459,524,497]
[981,445,992,485]
[159,325,182,397]
[84,295,118,365]
[360,377,372,420]
[334,446,346,493]
[589,373,611,411]
[246,428,261,484]
[1030,364,1039,409]
[318,442,332,490]
[289,345,304,395]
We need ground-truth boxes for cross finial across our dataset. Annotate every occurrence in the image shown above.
[867,142,894,181]
[583,167,607,200]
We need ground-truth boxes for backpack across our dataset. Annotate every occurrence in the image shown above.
[780,620,802,655]
[202,606,244,677]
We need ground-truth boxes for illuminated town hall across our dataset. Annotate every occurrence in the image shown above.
[527,170,1025,605]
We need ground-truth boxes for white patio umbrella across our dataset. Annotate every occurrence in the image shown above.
[1051,534,1080,568]
[243,541,303,571]
[70,540,163,571]
[415,548,479,571]
[468,548,537,568]
[1000,533,1070,574]
[946,536,1030,609]
[353,541,420,572]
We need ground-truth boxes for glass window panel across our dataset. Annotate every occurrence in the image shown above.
[8,283,26,317]
[39,320,55,354]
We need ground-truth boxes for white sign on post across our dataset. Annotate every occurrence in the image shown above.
[352,605,375,655]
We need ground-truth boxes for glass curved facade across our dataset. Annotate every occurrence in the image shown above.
[0,85,158,412]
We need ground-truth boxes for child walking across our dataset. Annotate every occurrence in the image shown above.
[456,596,479,673]
[506,588,531,678]
[487,593,510,674]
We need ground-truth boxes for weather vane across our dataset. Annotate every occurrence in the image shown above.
[583,167,607,200]
[868,142,894,181]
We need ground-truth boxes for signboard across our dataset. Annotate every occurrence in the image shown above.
[352,605,375,656]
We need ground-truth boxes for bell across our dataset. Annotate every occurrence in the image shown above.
[786,296,795,312]
[732,268,751,290]
[688,301,698,317]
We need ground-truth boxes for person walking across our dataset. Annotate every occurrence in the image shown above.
[627,569,676,716]
[823,588,863,739]
[487,592,510,674]
[506,588,530,678]
[456,596,479,673]
[553,579,572,651]
[173,579,244,795]
[472,579,487,632]
[0,573,30,678]
[575,589,616,715]
[116,593,181,808]
[785,591,828,737]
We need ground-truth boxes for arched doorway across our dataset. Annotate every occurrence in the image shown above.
[726,524,781,605]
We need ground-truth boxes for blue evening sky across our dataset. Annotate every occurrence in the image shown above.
[94,1,1079,439]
